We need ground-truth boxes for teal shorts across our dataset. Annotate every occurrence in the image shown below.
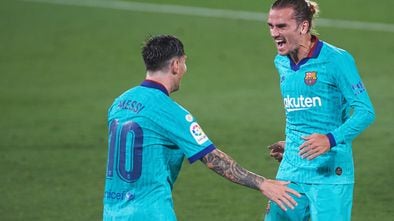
[264,182,354,221]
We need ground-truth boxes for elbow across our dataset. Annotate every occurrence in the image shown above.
[359,104,376,126]
[368,109,376,125]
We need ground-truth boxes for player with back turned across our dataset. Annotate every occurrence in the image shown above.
[264,0,375,220]
[102,35,300,221]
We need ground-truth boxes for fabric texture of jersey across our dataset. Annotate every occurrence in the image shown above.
[274,38,375,184]
[264,182,354,221]
[103,80,216,220]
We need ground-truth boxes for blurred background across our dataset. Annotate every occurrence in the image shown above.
[1,0,393,220]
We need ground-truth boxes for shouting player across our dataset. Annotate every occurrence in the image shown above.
[264,0,375,220]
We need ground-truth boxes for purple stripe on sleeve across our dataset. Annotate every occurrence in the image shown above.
[188,144,216,164]
[326,133,337,148]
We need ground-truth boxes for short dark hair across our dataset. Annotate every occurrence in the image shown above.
[141,35,185,72]
[271,0,319,33]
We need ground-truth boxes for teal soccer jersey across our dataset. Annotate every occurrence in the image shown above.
[274,37,375,184]
[103,80,216,220]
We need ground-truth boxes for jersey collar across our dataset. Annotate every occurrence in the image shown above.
[140,79,169,96]
[289,35,323,71]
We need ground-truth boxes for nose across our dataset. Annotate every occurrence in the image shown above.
[270,27,279,38]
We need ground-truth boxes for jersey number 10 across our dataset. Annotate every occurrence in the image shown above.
[106,119,143,183]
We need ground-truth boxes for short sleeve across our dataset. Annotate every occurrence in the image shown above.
[155,101,216,163]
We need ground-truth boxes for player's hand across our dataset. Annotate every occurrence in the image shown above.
[268,141,285,162]
[299,134,330,160]
[259,179,300,211]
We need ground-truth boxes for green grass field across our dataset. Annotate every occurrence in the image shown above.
[1,0,393,220]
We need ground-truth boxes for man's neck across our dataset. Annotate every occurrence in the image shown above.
[145,72,172,94]
[290,35,315,64]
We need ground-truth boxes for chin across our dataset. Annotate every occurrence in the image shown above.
[277,50,288,56]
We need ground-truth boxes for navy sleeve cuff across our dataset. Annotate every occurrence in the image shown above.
[188,144,216,164]
[326,133,337,148]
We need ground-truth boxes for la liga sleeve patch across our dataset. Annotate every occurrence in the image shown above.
[189,122,208,145]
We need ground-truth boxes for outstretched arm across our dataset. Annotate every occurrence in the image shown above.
[201,149,299,211]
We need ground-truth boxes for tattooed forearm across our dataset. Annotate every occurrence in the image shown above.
[201,149,265,190]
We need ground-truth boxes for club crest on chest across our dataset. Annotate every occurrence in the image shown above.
[304,71,317,86]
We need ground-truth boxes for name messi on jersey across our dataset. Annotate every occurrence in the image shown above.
[283,95,322,112]
[118,100,145,113]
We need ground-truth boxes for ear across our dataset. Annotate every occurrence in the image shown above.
[170,59,179,75]
[300,20,310,34]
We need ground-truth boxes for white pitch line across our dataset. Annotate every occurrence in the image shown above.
[23,0,394,33]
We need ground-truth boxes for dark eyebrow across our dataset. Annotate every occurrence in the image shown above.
[276,23,287,28]
[267,22,287,28]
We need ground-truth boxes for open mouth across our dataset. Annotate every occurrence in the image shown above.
[275,39,286,49]
[274,38,286,50]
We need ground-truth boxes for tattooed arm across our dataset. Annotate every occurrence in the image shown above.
[201,148,263,190]
[201,149,300,211]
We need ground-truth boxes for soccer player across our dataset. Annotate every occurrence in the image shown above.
[264,0,375,220]
[103,35,300,221]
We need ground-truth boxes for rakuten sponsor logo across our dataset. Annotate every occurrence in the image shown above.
[283,95,322,112]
